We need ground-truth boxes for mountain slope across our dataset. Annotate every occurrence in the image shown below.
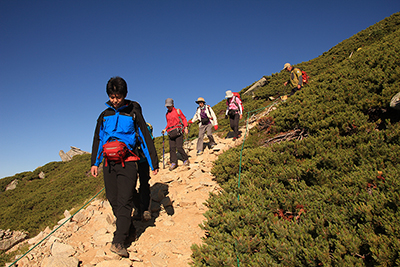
[192,12,400,266]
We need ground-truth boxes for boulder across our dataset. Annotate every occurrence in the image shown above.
[5,179,18,191]
[59,146,89,162]
[0,229,28,250]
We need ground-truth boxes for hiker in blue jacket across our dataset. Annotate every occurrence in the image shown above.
[91,76,159,257]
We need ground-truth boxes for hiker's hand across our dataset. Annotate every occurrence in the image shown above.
[91,166,98,177]
[240,114,243,120]
[297,84,301,89]
[284,81,288,86]
[188,120,192,124]
[214,125,218,130]
[184,128,188,134]
[161,129,166,134]
[152,169,159,175]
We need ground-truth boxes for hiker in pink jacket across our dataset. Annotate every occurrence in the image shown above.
[225,90,243,140]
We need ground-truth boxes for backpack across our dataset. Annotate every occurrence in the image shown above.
[301,70,310,84]
[147,122,154,139]
[228,92,244,111]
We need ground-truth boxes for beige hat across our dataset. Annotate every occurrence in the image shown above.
[225,90,234,98]
[283,63,291,69]
[195,97,205,104]
[165,98,174,107]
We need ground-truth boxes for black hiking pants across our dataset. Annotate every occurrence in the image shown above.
[229,113,240,138]
[290,86,301,96]
[103,161,137,245]
[133,160,151,215]
[169,134,188,164]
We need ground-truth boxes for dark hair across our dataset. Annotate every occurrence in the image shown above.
[106,76,128,97]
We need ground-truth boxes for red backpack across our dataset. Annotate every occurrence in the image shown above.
[301,70,310,84]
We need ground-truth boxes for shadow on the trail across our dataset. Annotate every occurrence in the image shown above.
[225,130,242,139]
[131,182,175,241]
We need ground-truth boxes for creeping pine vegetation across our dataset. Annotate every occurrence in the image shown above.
[191,12,400,266]
[0,12,400,267]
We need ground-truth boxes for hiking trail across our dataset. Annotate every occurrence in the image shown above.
[7,122,259,267]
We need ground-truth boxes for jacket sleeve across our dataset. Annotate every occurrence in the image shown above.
[133,102,159,171]
[236,97,243,115]
[191,108,200,123]
[91,112,104,166]
[208,106,218,126]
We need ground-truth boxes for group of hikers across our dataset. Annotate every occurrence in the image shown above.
[89,76,244,257]
[89,63,303,257]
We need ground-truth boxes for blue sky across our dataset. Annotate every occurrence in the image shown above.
[1,1,399,179]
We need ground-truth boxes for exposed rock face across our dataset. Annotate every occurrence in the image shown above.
[0,229,27,251]
[59,146,90,162]
[59,150,72,162]
[5,179,18,191]
[244,76,268,96]
[6,130,250,267]
[38,171,46,179]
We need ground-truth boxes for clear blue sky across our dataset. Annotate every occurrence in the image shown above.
[1,1,399,179]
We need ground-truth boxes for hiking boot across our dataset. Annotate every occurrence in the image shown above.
[183,160,190,167]
[143,211,151,221]
[196,150,203,155]
[110,243,129,257]
[169,163,177,171]
[233,137,237,141]
[210,143,216,148]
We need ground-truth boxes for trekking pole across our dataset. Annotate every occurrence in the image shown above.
[186,125,191,151]
[162,133,165,169]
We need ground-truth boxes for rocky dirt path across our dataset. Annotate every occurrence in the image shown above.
[8,132,246,267]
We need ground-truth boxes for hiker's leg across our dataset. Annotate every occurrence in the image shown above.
[231,114,239,138]
[229,115,235,133]
[169,138,177,164]
[289,87,298,96]
[197,125,206,151]
[206,124,215,145]
[176,134,188,161]
[137,161,151,214]
[103,163,118,217]
[113,162,137,245]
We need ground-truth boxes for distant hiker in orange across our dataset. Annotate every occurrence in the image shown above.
[283,63,303,96]
[188,97,218,155]
[225,90,243,141]
[161,98,190,171]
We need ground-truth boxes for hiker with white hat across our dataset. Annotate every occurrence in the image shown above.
[225,90,243,141]
[161,98,190,171]
[188,97,218,155]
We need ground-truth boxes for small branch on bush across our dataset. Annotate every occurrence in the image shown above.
[264,128,308,146]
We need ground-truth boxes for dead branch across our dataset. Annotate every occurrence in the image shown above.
[264,128,308,146]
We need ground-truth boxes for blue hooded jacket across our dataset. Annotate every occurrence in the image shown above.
[91,100,158,171]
